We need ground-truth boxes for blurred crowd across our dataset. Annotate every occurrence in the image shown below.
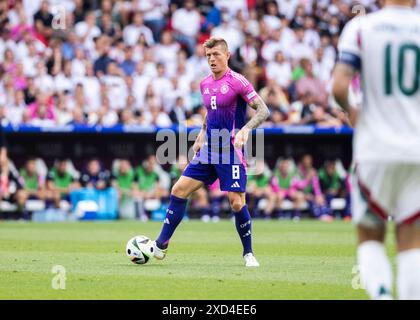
[0,0,404,129]
[0,153,351,221]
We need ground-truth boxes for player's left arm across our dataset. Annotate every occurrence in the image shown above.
[234,95,270,149]
[245,96,271,130]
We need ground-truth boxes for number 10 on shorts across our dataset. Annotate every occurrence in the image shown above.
[232,165,240,179]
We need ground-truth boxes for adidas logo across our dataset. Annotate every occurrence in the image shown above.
[240,220,251,228]
[164,218,170,224]
[243,230,251,238]
[204,88,210,95]
[231,181,240,188]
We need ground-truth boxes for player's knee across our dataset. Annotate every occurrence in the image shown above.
[396,222,420,252]
[171,182,189,199]
[230,200,244,212]
[357,224,386,244]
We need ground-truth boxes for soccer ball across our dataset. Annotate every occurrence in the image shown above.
[126,235,154,265]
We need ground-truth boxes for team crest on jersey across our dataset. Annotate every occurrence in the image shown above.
[221,84,229,94]
[204,87,210,95]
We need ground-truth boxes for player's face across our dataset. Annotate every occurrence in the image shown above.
[205,45,230,75]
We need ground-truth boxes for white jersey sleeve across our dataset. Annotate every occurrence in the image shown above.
[338,17,363,70]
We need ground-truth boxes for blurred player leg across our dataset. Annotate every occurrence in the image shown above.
[396,222,420,300]
[228,192,253,254]
[353,164,393,299]
[357,225,392,299]
[155,176,204,251]
[394,164,420,300]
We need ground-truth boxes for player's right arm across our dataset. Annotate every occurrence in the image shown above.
[332,64,358,126]
[332,17,363,127]
[192,111,207,154]
[193,79,208,154]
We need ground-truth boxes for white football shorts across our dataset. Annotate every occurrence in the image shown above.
[352,163,420,227]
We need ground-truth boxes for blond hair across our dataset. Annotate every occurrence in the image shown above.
[203,37,229,52]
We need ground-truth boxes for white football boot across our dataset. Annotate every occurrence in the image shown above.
[152,241,167,260]
[244,253,260,267]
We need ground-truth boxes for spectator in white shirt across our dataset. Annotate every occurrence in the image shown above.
[187,43,210,81]
[15,29,45,62]
[171,0,201,56]
[263,1,282,32]
[276,0,299,20]
[132,62,151,111]
[312,47,334,85]
[151,63,173,111]
[74,11,101,54]
[174,57,193,96]
[54,60,75,94]
[261,28,284,62]
[303,16,320,49]
[79,62,101,112]
[290,26,314,63]
[102,62,128,111]
[144,101,172,127]
[69,106,87,126]
[143,85,163,113]
[164,76,189,114]
[123,11,154,47]
[142,48,158,78]
[215,0,248,18]
[108,38,126,64]
[154,30,180,76]
[71,47,87,78]
[211,12,244,54]
[266,50,292,89]
[22,0,42,26]
[120,107,138,125]
[34,61,55,95]
[92,96,118,127]
[6,90,26,125]
[55,94,73,125]
[71,83,90,112]
[20,42,39,78]
[136,0,169,42]
[319,34,336,64]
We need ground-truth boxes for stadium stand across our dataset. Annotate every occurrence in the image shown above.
[4,0,416,220]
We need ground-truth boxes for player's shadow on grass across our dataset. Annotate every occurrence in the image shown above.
[117,263,166,268]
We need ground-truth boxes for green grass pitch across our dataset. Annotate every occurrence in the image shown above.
[0,219,397,300]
